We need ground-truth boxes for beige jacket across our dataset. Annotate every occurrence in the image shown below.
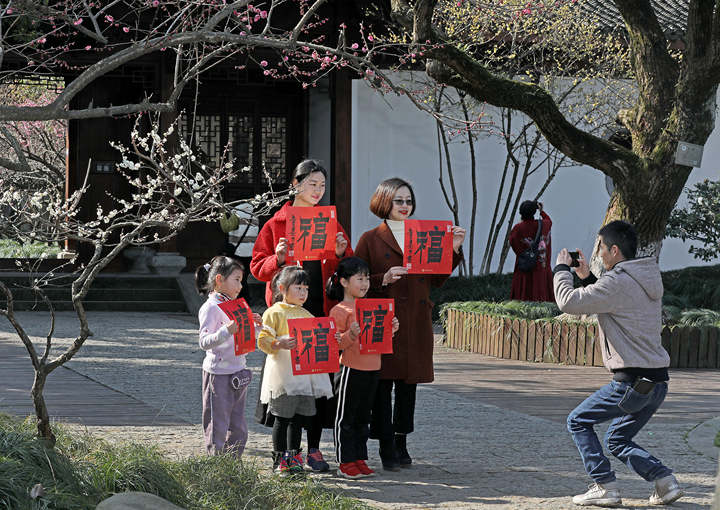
[553,258,670,371]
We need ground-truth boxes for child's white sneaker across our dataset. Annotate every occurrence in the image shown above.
[649,474,683,505]
[572,481,622,507]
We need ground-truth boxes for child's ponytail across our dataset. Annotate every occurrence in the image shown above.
[326,271,343,301]
[325,256,370,301]
[195,256,245,295]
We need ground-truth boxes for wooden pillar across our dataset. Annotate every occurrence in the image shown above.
[62,118,77,256]
[331,70,353,238]
[149,54,187,273]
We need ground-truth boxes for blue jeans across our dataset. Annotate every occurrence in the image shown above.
[567,380,672,484]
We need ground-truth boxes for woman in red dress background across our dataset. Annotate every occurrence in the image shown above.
[509,200,554,302]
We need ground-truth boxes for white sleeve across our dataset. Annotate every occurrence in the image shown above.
[198,304,233,351]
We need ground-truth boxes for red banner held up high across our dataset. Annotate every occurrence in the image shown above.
[403,220,453,274]
[355,298,394,355]
[288,317,340,375]
[217,298,256,355]
[286,206,337,262]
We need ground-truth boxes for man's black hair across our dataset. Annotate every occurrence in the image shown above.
[598,220,637,259]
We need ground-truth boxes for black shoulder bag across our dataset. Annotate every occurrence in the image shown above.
[516,218,543,272]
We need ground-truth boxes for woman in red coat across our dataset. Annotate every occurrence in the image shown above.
[354,178,465,471]
[509,200,554,302]
[250,159,352,472]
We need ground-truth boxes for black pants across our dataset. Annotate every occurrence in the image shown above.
[370,379,417,446]
[272,415,303,452]
[334,366,379,463]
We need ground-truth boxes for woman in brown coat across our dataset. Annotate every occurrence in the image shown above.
[354,178,465,470]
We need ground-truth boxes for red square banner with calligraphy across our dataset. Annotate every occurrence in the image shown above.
[355,298,394,355]
[217,298,256,355]
[288,317,340,375]
[403,220,453,274]
[285,206,337,262]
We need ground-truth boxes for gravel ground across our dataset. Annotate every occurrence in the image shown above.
[2,311,718,509]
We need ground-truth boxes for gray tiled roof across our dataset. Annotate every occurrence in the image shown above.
[579,0,689,35]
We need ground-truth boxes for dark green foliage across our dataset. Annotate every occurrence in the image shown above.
[430,273,512,320]
[661,264,720,310]
[0,415,370,510]
[666,179,720,261]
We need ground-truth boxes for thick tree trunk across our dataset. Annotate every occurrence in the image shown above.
[589,164,687,276]
[31,369,56,446]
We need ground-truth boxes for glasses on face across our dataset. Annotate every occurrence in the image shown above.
[392,199,413,206]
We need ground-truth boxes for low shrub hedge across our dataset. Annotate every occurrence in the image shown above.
[431,264,720,321]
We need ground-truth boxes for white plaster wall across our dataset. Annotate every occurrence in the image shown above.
[351,74,720,272]
[307,78,333,206]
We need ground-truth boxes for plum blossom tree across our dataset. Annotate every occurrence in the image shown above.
[0,115,290,444]
[387,0,717,268]
[0,0,358,443]
[387,1,631,275]
[0,0,376,122]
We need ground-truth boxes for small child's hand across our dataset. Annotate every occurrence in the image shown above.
[391,316,399,335]
[227,321,239,334]
[252,313,262,327]
[348,321,361,340]
[334,331,342,344]
[276,337,297,350]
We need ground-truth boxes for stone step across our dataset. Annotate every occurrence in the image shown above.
[11,300,187,312]
[5,288,182,301]
[1,274,187,312]
[0,275,180,290]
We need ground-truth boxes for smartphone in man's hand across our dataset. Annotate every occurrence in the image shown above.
[569,251,580,268]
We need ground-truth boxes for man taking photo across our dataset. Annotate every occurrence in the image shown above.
[554,220,682,507]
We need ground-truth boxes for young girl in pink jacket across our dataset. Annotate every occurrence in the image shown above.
[196,256,261,457]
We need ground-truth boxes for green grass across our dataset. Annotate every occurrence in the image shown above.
[0,414,371,510]
[715,430,720,448]
[440,300,560,324]
[0,239,61,258]
[677,309,720,328]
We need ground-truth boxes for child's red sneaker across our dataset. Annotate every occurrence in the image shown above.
[338,462,363,479]
[354,460,375,477]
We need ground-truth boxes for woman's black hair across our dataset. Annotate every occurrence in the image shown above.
[326,257,370,301]
[271,265,311,304]
[195,255,245,295]
[519,200,538,221]
[291,159,327,184]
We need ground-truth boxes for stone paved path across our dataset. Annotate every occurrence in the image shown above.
[1,311,718,509]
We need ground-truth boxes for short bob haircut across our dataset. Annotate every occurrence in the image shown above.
[369,177,416,219]
[291,159,327,184]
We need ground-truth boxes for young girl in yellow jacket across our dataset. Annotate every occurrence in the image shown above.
[258,265,334,474]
